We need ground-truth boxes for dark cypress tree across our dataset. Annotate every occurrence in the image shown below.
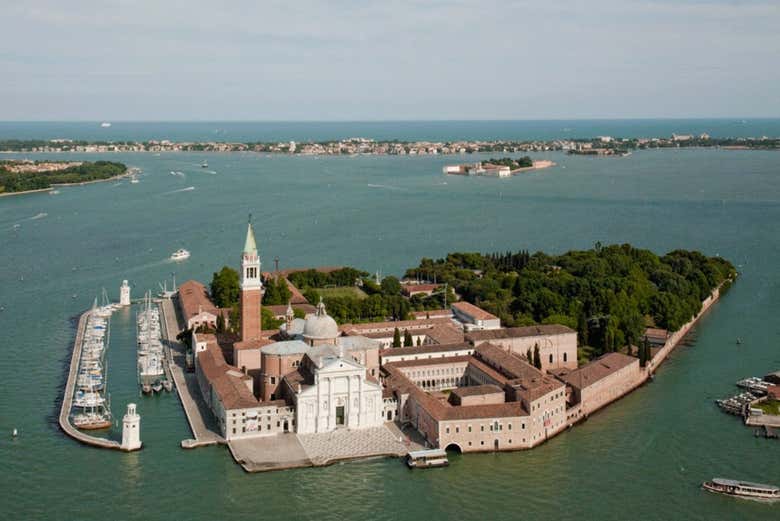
[577,312,589,346]
[392,327,401,348]
[533,344,542,370]
[639,338,649,367]
[403,329,413,347]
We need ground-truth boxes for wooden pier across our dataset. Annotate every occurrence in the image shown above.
[59,309,129,451]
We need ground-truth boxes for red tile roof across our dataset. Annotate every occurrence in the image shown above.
[557,352,638,391]
[466,324,575,342]
[379,342,472,358]
[197,342,259,410]
[452,301,498,321]
[341,317,452,334]
[179,280,219,321]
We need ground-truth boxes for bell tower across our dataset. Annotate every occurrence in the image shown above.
[240,217,263,341]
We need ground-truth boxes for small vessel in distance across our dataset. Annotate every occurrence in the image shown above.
[170,249,190,261]
[100,122,111,128]
[201,160,208,168]
[406,448,449,469]
[702,478,780,501]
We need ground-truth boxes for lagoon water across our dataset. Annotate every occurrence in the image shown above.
[1,124,779,520]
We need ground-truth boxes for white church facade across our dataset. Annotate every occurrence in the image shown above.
[286,351,383,434]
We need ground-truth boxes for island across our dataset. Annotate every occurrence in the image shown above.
[443,156,555,177]
[0,160,128,196]
[133,223,735,472]
[0,134,777,156]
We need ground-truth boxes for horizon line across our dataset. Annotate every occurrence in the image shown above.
[1,117,780,124]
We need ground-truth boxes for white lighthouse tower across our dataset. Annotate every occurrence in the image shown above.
[119,280,131,306]
[121,403,142,451]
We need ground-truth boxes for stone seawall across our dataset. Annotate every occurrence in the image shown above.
[569,285,725,423]
[646,286,721,374]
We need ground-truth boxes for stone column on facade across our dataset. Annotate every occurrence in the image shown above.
[344,376,360,428]
[327,376,333,432]
[358,374,364,427]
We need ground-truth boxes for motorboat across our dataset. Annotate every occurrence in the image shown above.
[703,478,779,501]
[170,249,190,261]
[71,412,111,430]
[406,449,449,469]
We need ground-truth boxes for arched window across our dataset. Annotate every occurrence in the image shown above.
[549,354,553,364]
[563,352,568,362]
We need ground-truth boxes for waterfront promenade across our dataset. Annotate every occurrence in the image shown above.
[158,297,224,448]
[229,423,421,473]
[58,309,124,451]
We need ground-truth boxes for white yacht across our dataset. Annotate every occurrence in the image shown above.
[170,249,190,261]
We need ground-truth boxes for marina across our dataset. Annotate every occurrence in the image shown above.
[58,308,122,450]
[69,297,114,430]
[136,291,171,394]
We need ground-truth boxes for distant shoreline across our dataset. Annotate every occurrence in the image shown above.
[0,134,777,156]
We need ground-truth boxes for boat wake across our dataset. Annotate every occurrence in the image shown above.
[161,186,195,195]
[30,212,48,220]
[367,183,405,191]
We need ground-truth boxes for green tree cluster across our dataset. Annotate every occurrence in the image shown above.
[0,160,126,193]
[210,266,240,308]
[287,267,368,289]
[262,276,292,305]
[484,156,533,169]
[405,244,735,360]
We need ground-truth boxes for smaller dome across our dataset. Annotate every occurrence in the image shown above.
[302,299,339,340]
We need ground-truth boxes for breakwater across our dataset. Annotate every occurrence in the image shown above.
[58,309,131,451]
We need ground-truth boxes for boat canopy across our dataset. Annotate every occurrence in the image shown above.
[713,478,779,491]
[408,448,447,460]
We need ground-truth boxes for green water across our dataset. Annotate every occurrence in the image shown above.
[1,149,779,520]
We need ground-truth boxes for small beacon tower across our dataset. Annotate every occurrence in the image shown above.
[240,218,263,342]
[121,403,142,451]
[119,280,131,306]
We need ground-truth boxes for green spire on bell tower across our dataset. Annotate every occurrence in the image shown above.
[244,214,258,255]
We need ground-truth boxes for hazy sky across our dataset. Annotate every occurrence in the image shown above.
[1,1,778,120]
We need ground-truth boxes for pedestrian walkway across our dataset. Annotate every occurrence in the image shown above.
[159,297,224,448]
[228,423,416,472]
[229,434,312,472]
[298,425,410,465]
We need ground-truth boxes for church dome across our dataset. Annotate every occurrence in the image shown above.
[302,299,339,340]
